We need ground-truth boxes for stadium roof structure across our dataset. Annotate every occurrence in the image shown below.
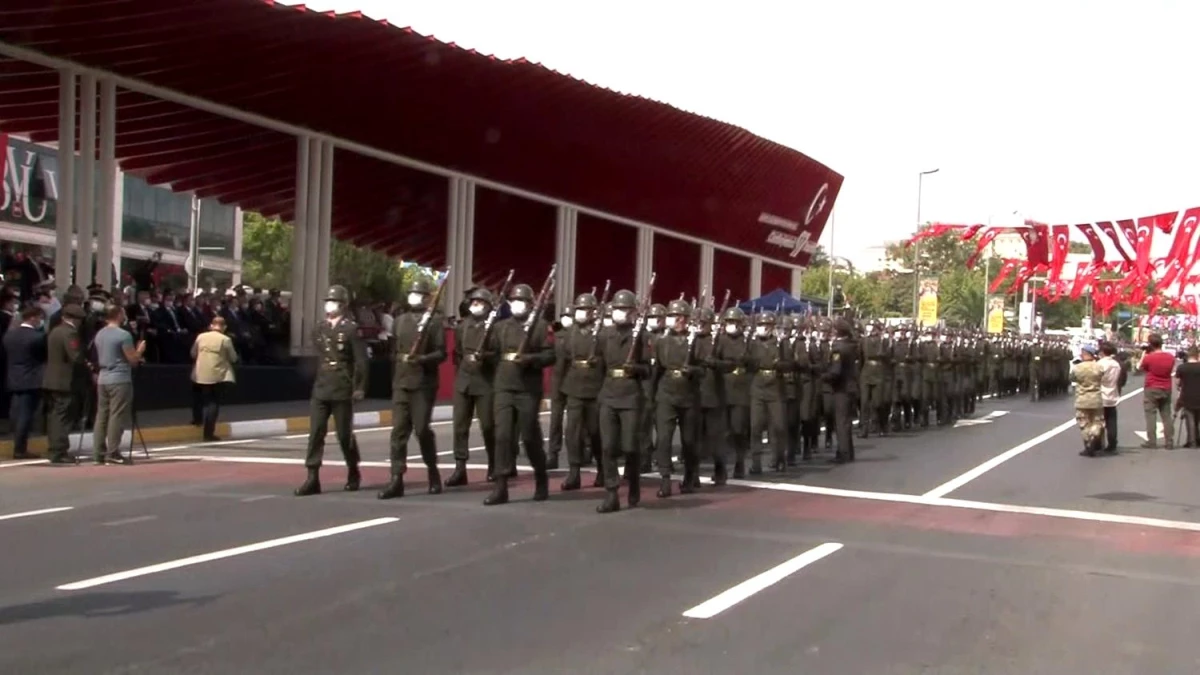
[0,0,842,268]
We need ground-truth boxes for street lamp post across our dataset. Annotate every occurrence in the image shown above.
[911,168,940,319]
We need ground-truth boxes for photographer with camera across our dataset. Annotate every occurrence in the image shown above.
[91,304,146,465]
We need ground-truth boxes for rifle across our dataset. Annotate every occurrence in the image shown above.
[682,286,707,368]
[515,264,557,358]
[711,288,731,348]
[624,272,656,365]
[587,279,612,360]
[408,268,451,360]
[473,268,514,355]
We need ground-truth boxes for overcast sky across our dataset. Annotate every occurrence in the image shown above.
[285,0,1200,269]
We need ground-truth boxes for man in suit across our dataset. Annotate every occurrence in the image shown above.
[4,306,47,459]
[43,304,87,464]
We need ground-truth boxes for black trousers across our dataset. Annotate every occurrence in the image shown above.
[548,392,566,459]
[725,404,750,463]
[600,402,640,489]
[196,382,225,440]
[833,390,855,459]
[390,388,438,475]
[698,405,727,468]
[749,396,786,463]
[1103,405,1119,451]
[452,390,495,468]
[304,398,359,470]
[565,396,601,467]
[493,390,546,476]
[655,400,697,478]
[9,390,39,456]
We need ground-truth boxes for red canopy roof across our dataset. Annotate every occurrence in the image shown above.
[0,0,841,268]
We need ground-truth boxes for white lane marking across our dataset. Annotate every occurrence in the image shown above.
[682,542,843,619]
[0,506,74,521]
[240,495,276,503]
[102,515,157,527]
[922,387,1145,499]
[0,459,50,469]
[57,517,399,591]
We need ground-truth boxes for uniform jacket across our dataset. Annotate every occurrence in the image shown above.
[1070,360,1103,409]
[653,330,699,408]
[490,316,554,394]
[555,324,605,400]
[391,309,446,394]
[43,320,84,393]
[453,315,496,396]
[311,317,368,401]
[598,324,646,409]
[191,329,238,385]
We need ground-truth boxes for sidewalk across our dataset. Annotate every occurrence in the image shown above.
[0,397,551,458]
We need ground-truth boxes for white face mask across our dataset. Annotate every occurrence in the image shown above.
[602,317,615,328]
[468,302,487,317]
[574,309,589,323]
[864,326,874,335]
[646,318,662,331]
[408,293,425,308]
[724,324,739,335]
[324,301,341,316]
[510,300,529,316]
[89,300,104,313]
[612,309,629,324]
[560,316,574,328]
[755,326,770,338]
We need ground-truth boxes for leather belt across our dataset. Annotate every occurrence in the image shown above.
[867,359,881,365]
[572,359,593,369]
[730,367,745,376]
[759,369,777,377]
[666,369,686,378]
[608,368,629,379]
[502,352,520,362]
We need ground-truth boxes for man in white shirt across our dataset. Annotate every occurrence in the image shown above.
[1098,343,1122,454]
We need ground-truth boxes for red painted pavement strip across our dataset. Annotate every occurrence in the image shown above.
[712,488,1200,557]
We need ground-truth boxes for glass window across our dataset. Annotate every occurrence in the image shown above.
[198,199,235,255]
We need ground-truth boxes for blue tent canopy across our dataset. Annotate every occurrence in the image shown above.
[738,288,814,314]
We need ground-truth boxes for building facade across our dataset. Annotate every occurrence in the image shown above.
[1,134,242,290]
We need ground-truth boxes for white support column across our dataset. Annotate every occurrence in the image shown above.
[96,78,116,289]
[554,205,577,309]
[231,207,244,286]
[289,137,310,355]
[444,176,476,308]
[699,243,714,303]
[111,168,124,283]
[790,267,803,298]
[55,70,76,292]
[636,226,654,298]
[749,257,763,300]
[75,74,97,287]
[302,137,323,350]
[315,140,333,311]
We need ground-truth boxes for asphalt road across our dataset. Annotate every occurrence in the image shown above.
[4,379,1200,674]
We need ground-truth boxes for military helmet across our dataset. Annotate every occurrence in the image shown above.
[409,277,435,295]
[722,307,746,322]
[666,299,691,316]
[574,292,599,309]
[509,283,535,301]
[467,287,493,304]
[648,303,667,318]
[697,307,716,323]
[778,314,794,330]
[834,318,853,337]
[610,289,637,309]
[756,311,777,326]
[325,285,351,303]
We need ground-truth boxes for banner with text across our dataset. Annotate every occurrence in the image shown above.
[918,277,939,327]
[986,296,1005,333]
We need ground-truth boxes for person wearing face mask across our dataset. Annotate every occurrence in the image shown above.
[692,306,729,484]
[916,328,939,427]
[650,300,703,497]
[857,321,888,439]
[378,277,446,500]
[595,289,650,513]
[295,285,368,497]
[790,317,818,462]
[744,311,790,474]
[555,292,606,491]
[935,329,959,425]
[890,327,915,431]
[716,307,752,477]
[637,303,667,472]
[48,284,84,332]
[813,320,838,450]
[446,287,500,487]
[545,307,574,471]
[776,316,801,466]
[482,282,554,506]
[824,318,859,463]
[43,303,88,464]
[3,306,47,460]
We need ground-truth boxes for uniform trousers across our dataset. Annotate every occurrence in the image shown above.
[452,390,495,469]
[749,396,786,463]
[565,397,602,467]
[698,405,727,468]
[600,402,640,489]
[304,398,359,469]
[655,400,697,477]
[493,389,547,476]
[390,387,438,475]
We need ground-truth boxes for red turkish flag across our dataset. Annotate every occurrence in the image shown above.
[959,224,986,240]
[1048,224,1071,283]
[1069,262,1092,300]
[1018,223,1050,267]
[1094,221,1133,262]
[1074,224,1106,265]
[966,227,1004,268]
[1139,210,1178,236]
[1132,217,1155,275]
[990,259,1019,294]
[1170,206,1200,268]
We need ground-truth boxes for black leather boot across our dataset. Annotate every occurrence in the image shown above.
[533,471,549,502]
[627,472,641,507]
[733,459,746,480]
[344,465,361,492]
[484,476,509,506]
[657,476,673,498]
[294,468,321,496]
[561,466,582,491]
[596,488,620,514]
[444,461,468,487]
[749,457,763,475]
[427,468,443,495]
[681,471,697,494]
[377,475,404,500]
[713,461,728,486]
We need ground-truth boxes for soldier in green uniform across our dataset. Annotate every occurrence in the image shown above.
[917,329,939,427]
[778,315,801,464]
[825,318,858,463]
[485,282,554,506]
[295,285,368,497]
[937,330,958,424]
[717,307,752,478]
[816,320,837,449]
[746,311,790,473]
[378,277,446,500]
[546,306,573,470]
[43,303,87,465]
[890,325,914,431]
[693,306,728,484]
[596,289,648,513]
[556,292,605,491]
[653,299,702,497]
[639,303,667,472]
[1029,335,1045,401]
[447,287,498,486]
[858,321,888,438]
[791,317,819,461]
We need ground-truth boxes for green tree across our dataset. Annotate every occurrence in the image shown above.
[240,212,432,305]
[1068,240,1092,254]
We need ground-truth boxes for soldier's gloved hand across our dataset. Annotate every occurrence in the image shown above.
[352,390,365,402]
[516,354,537,367]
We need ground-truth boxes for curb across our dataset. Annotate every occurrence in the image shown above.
[0,399,552,459]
